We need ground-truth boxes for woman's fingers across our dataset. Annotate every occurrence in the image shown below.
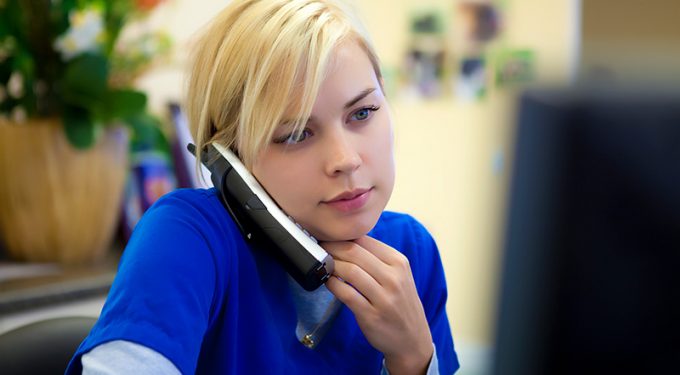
[325,274,372,313]
[323,236,434,370]
[354,235,409,267]
[322,237,413,308]
[322,240,391,286]
[328,258,384,305]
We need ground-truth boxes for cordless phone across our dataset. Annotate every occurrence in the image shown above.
[188,143,334,291]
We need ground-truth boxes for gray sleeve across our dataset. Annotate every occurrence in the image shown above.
[381,342,440,375]
[81,340,182,375]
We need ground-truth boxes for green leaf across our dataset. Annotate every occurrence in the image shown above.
[14,49,35,77]
[99,89,147,121]
[62,54,108,109]
[63,106,98,149]
[126,112,170,153]
[127,112,160,140]
[51,0,78,35]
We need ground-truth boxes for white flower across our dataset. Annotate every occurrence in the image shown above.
[54,7,105,60]
[142,36,159,55]
[7,71,24,99]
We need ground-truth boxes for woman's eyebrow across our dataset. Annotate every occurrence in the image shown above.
[280,87,378,125]
[344,88,376,109]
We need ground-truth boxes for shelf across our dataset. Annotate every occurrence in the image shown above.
[0,251,120,315]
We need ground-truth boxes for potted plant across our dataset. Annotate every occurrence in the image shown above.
[0,0,170,264]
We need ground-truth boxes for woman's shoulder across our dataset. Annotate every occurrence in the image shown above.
[130,187,242,254]
[119,188,244,301]
[141,188,227,227]
[372,211,432,239]
[150,187,222,212]
[370,211,437,255]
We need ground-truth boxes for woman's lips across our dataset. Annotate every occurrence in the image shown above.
[323,188,373,213]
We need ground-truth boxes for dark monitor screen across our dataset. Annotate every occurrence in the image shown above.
[493,88,680,374]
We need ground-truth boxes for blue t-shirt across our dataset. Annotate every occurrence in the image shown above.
[66,188,460,374]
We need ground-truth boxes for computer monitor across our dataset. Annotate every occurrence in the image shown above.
[493,88,680,374]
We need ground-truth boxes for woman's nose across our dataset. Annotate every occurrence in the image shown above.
[324,131,362,176]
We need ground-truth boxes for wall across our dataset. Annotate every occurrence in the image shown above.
[362,0,577,363]
[581,0,680,82]
[138,0,577,371]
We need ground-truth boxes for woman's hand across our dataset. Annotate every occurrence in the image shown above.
[322,236,433,375]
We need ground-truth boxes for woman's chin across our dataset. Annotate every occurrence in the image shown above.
[309,217,379,242]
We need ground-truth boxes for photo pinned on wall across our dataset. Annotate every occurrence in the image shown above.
[450,1,502,102]
[494,49,536,86]
[457,0,501,53]
[401,9,447,100]
[455,56,487,101]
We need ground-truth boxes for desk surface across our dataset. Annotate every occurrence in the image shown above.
[0,250,120,315]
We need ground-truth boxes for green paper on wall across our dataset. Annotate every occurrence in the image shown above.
[495,49,536,86]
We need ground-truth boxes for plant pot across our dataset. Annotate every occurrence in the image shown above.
[0,118,129,264]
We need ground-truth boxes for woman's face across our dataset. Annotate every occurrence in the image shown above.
[252,40,395,241]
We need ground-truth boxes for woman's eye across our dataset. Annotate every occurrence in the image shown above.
[273,128,313,144]
[350,106,380,121]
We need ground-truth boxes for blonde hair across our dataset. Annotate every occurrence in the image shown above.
[186,0,382,171]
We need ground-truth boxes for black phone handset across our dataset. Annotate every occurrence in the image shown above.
[188,143,334,291]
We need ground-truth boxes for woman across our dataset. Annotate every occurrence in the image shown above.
[67,1,459,373]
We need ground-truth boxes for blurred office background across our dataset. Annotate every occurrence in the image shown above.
[2,1,680,374]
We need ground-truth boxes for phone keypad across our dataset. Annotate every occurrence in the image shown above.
[288,215,318,243]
